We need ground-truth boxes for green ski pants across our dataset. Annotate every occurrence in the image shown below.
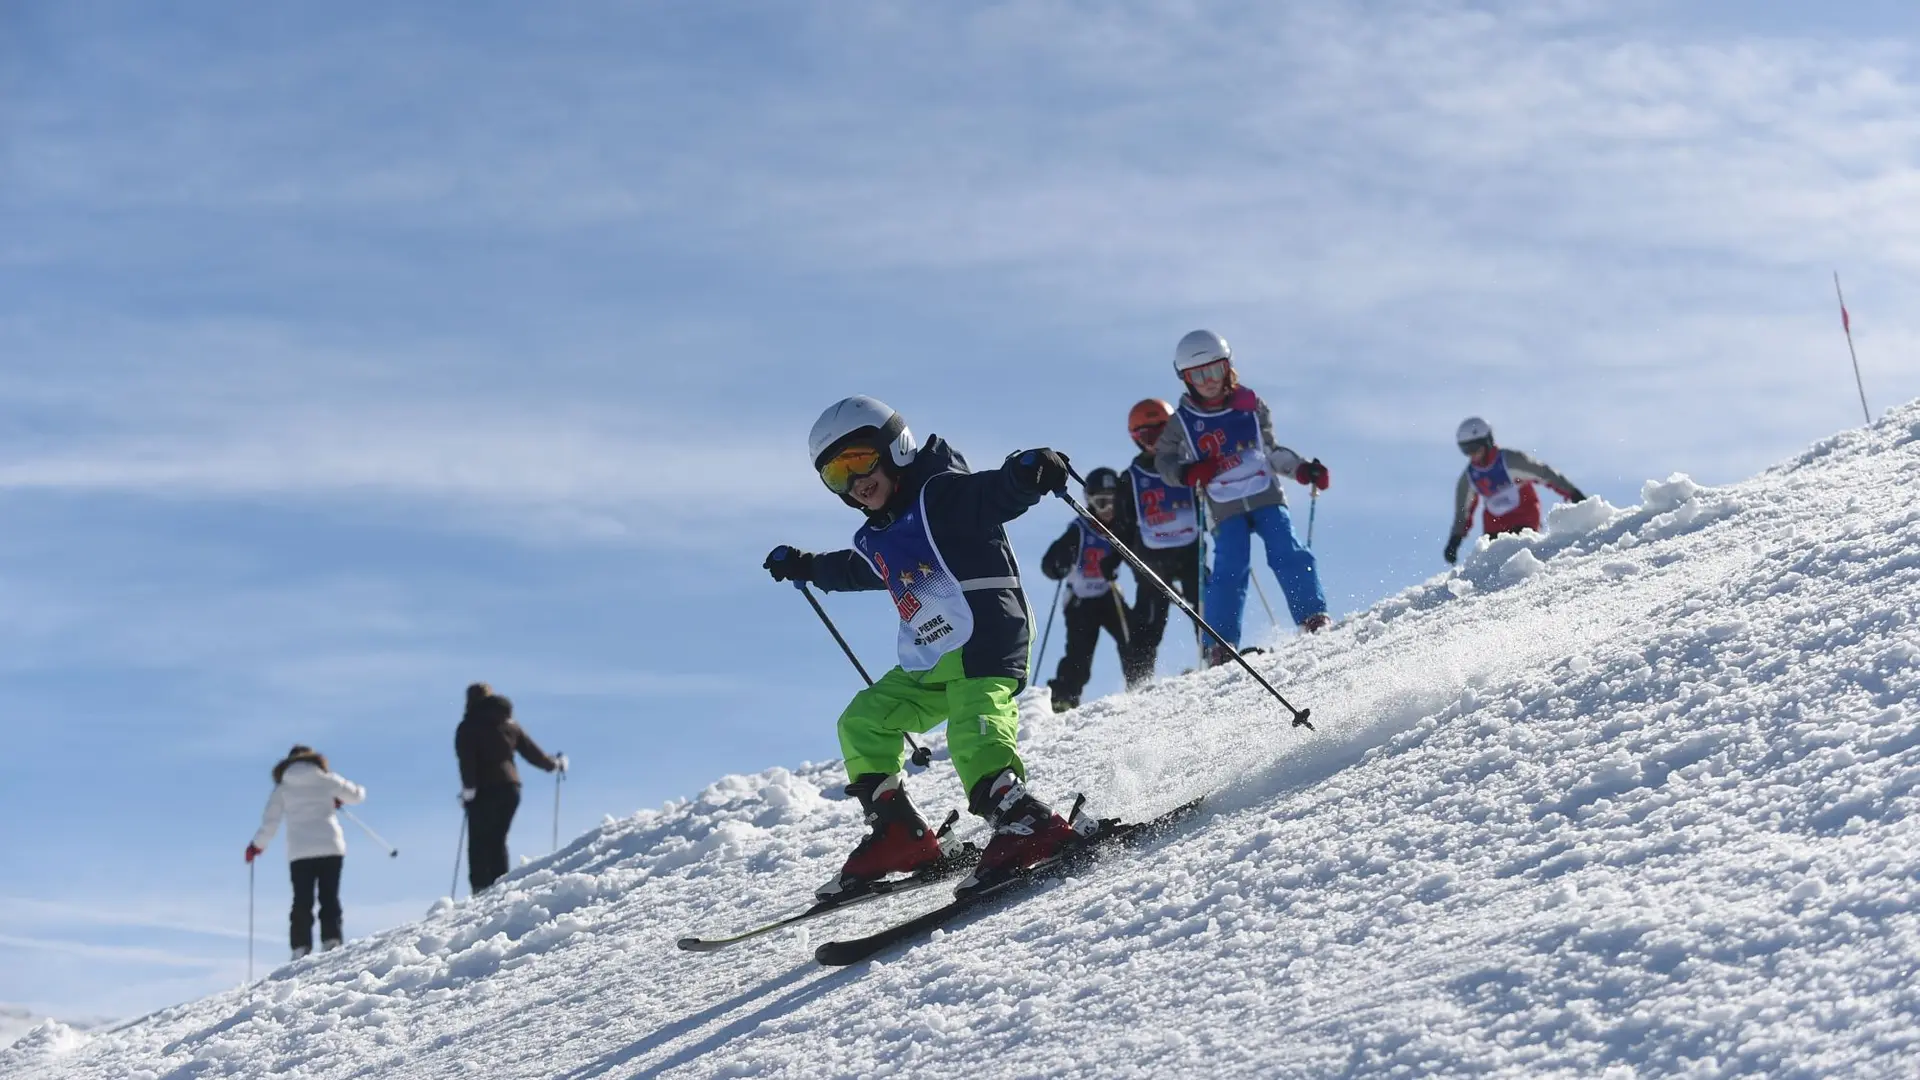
[838,650,1024,795]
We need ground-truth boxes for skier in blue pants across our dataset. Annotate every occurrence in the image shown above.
[1152,329,1332,664]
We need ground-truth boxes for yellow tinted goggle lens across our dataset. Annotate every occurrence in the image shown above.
[820,446,884,494]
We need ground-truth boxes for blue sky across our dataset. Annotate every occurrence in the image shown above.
[3,0,1917,1019]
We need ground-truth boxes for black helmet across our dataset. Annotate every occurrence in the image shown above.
[1083,467,1121,498]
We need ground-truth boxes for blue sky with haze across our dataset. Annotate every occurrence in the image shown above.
[3,0,1917,1019]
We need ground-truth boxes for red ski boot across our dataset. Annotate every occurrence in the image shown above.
[954,769,1094,896]
[817,773,942,900]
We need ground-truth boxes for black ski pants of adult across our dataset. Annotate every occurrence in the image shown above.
[1050,592,1133,706]
[1125,542,1204,675]
[467,782,522,893]
[289,855,343,953]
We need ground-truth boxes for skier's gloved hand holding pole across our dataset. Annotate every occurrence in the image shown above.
[1056,462,1313,730]
[1294,459,1330,490]
[764,546,815,583]
[1443,534,1464,565]
[1006,448,1071,495]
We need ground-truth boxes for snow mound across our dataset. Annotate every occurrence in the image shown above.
[14,402,1920,1079]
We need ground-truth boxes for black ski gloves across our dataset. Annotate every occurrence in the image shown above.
[1564,486,1587,503]
[1443,535,1463,565]
[764,545,816,583]
[1007,448,1071,496]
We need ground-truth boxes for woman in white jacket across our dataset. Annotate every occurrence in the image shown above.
[246,746,367,959]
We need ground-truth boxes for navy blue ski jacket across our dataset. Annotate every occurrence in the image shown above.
[811,436,1043,685]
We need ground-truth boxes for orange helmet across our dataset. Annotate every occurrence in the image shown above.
[1128,398,1174,447]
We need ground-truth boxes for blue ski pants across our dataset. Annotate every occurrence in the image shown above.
[1205,503,1326,645]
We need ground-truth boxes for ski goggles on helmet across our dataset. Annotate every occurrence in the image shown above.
[1130,421,1166,445]
[1182,359,1230,384]
[1458,437,1494,457]
[1088,493,1117,514]
[818,445,886,494]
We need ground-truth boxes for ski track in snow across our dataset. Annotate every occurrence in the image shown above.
[7,409,1920,1079]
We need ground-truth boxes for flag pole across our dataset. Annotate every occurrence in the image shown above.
[1834,271,1871,425]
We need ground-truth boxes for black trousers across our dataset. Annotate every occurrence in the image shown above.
[1049,592,1132,706]
[467,782,522,892]
[1125,541,1205,674]
[289,855,343,952]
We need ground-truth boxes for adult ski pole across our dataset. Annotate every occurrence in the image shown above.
[552,761,565,854]
[1306,489,1320,549]
[247,861,255,982]
[341,808,399,858]
[1059,467,1312,729]
[451,810,467,899]
[796,582,933,768]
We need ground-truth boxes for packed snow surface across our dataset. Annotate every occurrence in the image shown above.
[8,406,1920,1079]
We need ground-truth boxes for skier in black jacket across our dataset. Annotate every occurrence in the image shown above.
[764,395,1097,900]
[1040,467,1139,711]
[455,683,563,893]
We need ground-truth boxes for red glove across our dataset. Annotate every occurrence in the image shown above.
[1182,457,1225,490]
[245,844,263,863]
[1295,459,1330,490]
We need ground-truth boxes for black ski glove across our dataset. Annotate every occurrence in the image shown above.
[1443,535,1463,565]
[1007,448,1071,495]
[764,545,815,583]
[1563,486,1587,503]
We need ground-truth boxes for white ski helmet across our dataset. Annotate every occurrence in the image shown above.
[1455,416,1494,446]
[809,395,918,472]
[1173,329,1232,374]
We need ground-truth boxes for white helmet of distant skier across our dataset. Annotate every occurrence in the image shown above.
[1456,416,1495,457]
[1172,329,1232,375]
[810,396,919,500]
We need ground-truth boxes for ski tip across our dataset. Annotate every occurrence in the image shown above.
[814,943,864,967]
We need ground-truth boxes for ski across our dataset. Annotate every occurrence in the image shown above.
[813,796,1204,967]
[677,812,978,953]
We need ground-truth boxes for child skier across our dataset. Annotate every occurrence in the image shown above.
[1039,467,1137,712]
[1121,398,1204,674]
[763,395,1091,899]
[1445,417,1587,563]
[1152,329,1331,664]
[246,745,367,960]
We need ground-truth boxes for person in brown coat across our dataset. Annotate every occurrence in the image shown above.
[455,683,564,892]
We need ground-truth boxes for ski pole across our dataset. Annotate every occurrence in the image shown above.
[1306,489,1319,549]
[451,810,466,899]
[796,582,933,768]
[247,861,255,982]
[1034,577,1064,675]
[340,808,399,858]
[1196,502,1211,667]
[1058,467,1312,729]
[552,763,564,855]
[1250,572,1278,628]
[1109,586,1130,646]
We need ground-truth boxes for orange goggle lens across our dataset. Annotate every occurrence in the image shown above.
[819,446,884,494]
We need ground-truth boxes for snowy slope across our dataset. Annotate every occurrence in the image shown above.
[7,406,1920,1080]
